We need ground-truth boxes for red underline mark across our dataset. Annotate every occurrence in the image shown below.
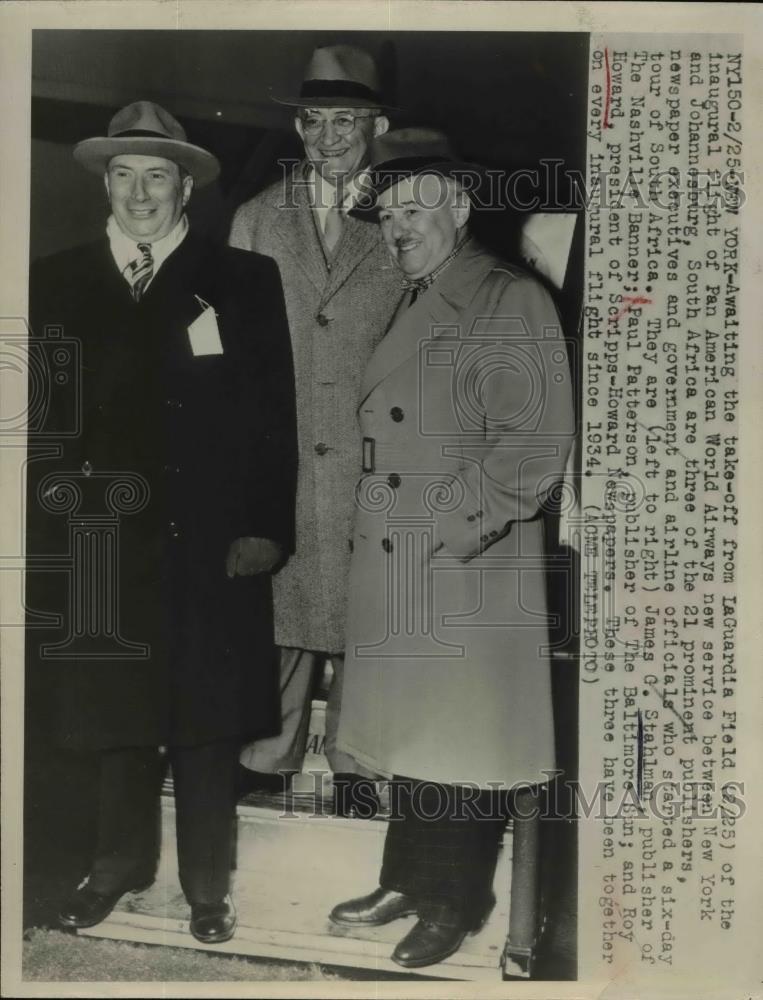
[609,295,653,324]
[603,47,612,129]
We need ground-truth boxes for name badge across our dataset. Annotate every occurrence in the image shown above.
[188,296,223,356]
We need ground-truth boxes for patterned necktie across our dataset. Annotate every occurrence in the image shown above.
[127,243,154,301]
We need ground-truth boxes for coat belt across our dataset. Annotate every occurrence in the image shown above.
[361,436,459,475]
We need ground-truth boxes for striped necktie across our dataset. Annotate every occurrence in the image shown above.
[127,243,154,301]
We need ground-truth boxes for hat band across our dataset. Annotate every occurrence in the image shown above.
[110,128,185,140]
[299,79,383,104]
[375,155,456,178]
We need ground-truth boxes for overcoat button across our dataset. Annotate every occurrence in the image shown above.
[467,514,475,522]
[166,397,182,408]
[390,406,404,422]
[169,520,181,538]
[315,442,329,455]
[387,473,401,488]
[81,460,93,476]
[317,313,330,327]
[382,538,393,553]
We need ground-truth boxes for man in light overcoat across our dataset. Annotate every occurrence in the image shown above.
[330,130,575,968]
[229,45,401,810]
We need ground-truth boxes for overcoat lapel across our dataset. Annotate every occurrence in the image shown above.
[85,237,136,306]
[322,216,389,304]
[142,230,208,305]
[358,240,505,404]
[269,164,394,304]
[271,176,329,294]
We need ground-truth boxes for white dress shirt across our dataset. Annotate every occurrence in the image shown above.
[107,214,189,290]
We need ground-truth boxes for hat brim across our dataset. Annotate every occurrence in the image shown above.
[73,136,220,188]
[271,94,400,113]
[350,158,484,221]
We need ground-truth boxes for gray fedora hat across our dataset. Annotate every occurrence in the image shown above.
[73,101,220,187]
[351,128,482,218]
[272,44,397,110]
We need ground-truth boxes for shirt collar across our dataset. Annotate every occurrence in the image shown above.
[106,214,189,280]
[400,232,472,294]
[306,163,369,213]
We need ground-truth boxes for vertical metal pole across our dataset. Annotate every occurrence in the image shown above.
[503,786,542,976]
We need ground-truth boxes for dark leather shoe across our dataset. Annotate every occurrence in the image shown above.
[237,764,291,797]
[329,887,417,927]
[58,877,154,929]
[189,895,237,944]
[332,772,379,819]
[392,918,468,968]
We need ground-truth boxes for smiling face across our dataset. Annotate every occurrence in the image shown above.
[105,154,193,242]
[296,107,389,186]
[378,174,470,279]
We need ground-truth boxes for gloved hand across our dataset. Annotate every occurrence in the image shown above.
[225,537,283,577]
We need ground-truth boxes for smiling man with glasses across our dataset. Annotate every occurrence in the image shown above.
[229,46,401,817]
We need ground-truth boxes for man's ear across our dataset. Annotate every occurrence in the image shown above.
[181,173,194,207]
[373,115,390,138]
[452,189,471,230]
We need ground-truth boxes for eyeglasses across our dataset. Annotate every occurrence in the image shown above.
[299,112,375,137]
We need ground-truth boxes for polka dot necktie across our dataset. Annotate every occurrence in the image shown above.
[127,243,154,301]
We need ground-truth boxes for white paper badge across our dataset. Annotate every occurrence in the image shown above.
[188,299,223,356]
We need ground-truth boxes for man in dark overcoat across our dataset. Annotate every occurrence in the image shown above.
[25,101,297,944]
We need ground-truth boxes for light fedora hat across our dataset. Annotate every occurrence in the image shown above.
[73,101,220,187]
[351,128,482,218]
[273,44,397,110]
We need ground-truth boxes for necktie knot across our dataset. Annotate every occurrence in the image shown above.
[401,276,429,293]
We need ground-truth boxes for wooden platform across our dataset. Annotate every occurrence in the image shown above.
[79,795,519,981]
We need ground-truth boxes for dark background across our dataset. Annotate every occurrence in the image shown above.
[26,28,585,979]
[31,29,589,257]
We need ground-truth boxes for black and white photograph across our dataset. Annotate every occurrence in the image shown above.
[1,3,761,997]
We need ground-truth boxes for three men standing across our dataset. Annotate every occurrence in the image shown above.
[27,101,297,944]
[230,46,401,803]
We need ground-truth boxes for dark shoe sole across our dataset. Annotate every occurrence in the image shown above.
[190,922,237,945]
[57,881,155,930]
[329,905,418,928]
[57,911,114,930]
[392,931,468,968]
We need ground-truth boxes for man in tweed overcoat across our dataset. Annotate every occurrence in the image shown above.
[229,46,401,806]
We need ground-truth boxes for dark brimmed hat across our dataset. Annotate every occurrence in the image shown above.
[272,44,397,111]
[73,101,220,188]
[351,128,483,219]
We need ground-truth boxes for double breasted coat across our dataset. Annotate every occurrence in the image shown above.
[25,230,297,751]
[336,241,575,788]
[229,166,401,652]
